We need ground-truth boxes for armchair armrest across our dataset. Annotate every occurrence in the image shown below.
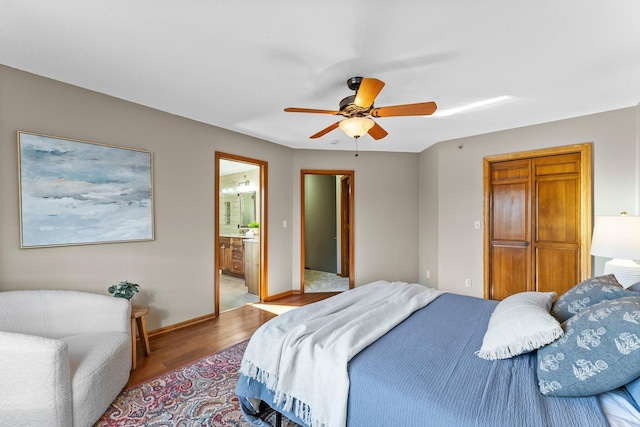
[0,331,73,427]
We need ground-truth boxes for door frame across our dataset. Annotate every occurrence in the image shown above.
[339,175,351,277]
[215,152,268,316]
[482,143,592,298]
[300,169,355,292]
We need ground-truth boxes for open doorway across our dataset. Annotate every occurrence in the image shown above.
[215,152,268,315]
[301,170,354,293]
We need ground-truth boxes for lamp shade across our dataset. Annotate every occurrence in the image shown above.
[590,215,640,260]
[339,117,374,138]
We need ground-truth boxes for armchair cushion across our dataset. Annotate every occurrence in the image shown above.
[63,332,131,426]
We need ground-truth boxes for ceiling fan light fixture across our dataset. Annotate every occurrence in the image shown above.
[339,117,375,138]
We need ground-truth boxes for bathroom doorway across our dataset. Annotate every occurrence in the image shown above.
[215,152,267,314]
[301,170,354,293]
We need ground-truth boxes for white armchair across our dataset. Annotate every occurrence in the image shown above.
[0,290,132,427]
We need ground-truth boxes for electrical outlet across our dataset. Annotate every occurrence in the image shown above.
[465,279,472,287]
[474,221,481,229]
[426,269,430,279]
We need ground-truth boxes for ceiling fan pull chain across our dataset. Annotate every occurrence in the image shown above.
[354,137,359,157]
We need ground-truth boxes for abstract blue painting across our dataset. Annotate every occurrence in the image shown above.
[18,132,154,248]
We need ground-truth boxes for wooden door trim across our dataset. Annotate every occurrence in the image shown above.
[340,176,350,277]
[483,143,592,299]
[300,170,355,293]
[215,152,268,316]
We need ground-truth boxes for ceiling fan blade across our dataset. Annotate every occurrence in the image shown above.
[310,121,340,139]
[370,101,437,117]
[284,107,340,115]
[368,122,388,140]
[354,78,385,108]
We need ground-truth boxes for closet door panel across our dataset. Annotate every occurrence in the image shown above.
[493,183,529,241]
[488,159,532,300]
[533,153,580,296]
[491,245,530,300]
[536,247,578,296]
[536,178,579,244]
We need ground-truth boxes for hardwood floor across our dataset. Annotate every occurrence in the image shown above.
[127,292,337,387]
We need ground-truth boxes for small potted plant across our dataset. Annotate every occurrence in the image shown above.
[108,280,140,300]
[247,221,259,236]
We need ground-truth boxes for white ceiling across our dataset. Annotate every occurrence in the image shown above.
[220,158,259,176]
[2,1,640,153]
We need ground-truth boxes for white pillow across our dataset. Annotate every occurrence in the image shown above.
[476,292,563,360]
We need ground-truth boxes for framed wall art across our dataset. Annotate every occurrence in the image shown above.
[17,131,154,248]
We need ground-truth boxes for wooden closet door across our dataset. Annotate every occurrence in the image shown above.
[484,145,591,301]
[488,159,532,300]
[533,153,581,296]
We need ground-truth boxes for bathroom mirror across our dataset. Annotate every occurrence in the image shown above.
[239,191,256,227]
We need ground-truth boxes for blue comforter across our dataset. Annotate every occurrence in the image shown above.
[237,293,608,427]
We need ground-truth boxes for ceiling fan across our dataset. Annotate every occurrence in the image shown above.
[284,76,437,140]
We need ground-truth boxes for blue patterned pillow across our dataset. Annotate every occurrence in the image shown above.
[537,297,640,397]
[551,275,638,322]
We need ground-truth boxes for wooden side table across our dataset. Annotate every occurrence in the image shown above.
[131,305,151,369]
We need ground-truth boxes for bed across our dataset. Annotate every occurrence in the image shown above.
[235,280,640,427]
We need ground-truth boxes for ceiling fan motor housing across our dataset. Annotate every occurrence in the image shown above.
[339,95,370,117]
[347,76,363,91]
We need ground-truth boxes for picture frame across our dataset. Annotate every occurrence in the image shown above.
[17,131,154,248]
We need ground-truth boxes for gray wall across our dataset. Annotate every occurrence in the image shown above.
[419,106,640,297]
[0,65,295,329]
[292,149,421,288]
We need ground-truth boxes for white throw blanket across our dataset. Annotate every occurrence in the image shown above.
[239,280,444,427]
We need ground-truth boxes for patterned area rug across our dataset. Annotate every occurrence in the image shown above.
[95,341,299,426]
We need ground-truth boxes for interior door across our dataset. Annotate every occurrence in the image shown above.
[488,159,532,300]
[533,153,581,295]
[484,144,592,300]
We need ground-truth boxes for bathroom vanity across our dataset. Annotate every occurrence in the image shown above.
[219,235,260,295]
